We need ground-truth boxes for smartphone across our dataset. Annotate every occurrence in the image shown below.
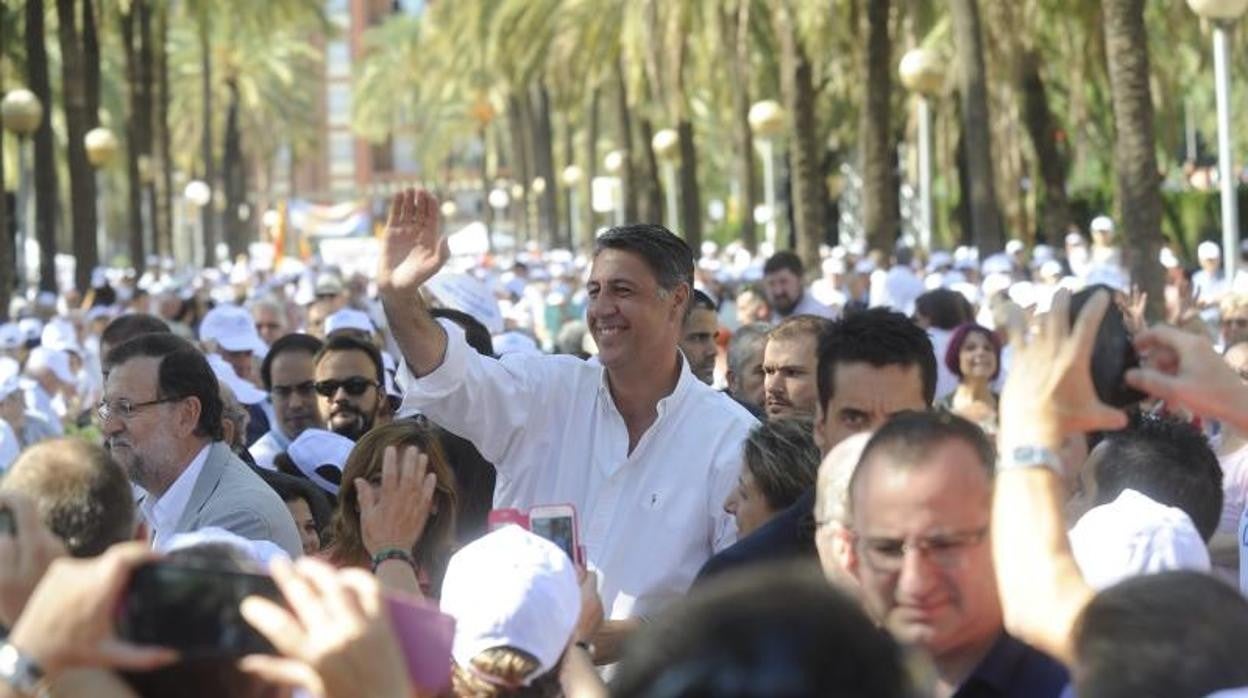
[528,504,582,566]
[384,592,455,694]
[1071,285,1147,409]
[116,561,284,658]
[487,508,529,532]
[0,507,14,536]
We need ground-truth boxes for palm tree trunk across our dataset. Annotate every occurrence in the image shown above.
[83,0,100,126]
[724,0,758,252]
[0,65,12,318]
[137,0,156,268]
[56,0,99,292]
[582,87,600,249]
[777,1,822,269]
[121,3,145,272]
[637,118,664,226]
[861,0,898,253]
[154,0,173,261]
[1018,49,1071,246]
[950,0,1005,255]
[613,59,639,223]
[676,120,702,253]
[531,83,559,249]
[198,16,217,265]
[506,92,532,241]
[1103,0,1164,320]
[27,0,59,293]
[222,79,245,259]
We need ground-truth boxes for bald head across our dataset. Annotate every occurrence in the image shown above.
[814,432,872,589]
[0,438,137,556]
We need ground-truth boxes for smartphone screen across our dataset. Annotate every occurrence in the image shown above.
[116,562,284,657]
[529,514,577,562]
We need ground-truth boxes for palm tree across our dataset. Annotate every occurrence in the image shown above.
[775,0,821,269]
[56,0,99,291]
[120,0,154,272]
[860,0,897,254]
[1103,0,1163,320]
[950,0,1005,254]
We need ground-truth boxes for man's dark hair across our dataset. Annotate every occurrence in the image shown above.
[593,224,694,296]
[106,333,224,442]
[815,308,936,412]
[914,289,975,331]
[763,250,804,278]
[314,334,383,383]
[262,465,334,534]
[849,411,994,519]
[0,439,135,557]
[894,246,914,267]
[430,307,495,357]
[612,563,909,697]
[100,313,171,361]
[690,289,717,313]
[1074,571,1248,698]
[259,333,324,391]
[1092,413,1223,541]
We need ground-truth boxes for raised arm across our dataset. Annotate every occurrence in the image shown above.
[377,188,451,378]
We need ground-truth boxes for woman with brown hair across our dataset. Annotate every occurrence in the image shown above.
[323,420,459,597]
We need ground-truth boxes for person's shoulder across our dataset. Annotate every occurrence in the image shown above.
[683,380,758,428]
[998,634,1069,696]
[696,491,816,583]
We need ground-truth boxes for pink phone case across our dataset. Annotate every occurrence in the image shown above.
[384,592,456,693]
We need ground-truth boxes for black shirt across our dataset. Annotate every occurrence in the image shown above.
[695,489,817,584]
[952,632,1069,698]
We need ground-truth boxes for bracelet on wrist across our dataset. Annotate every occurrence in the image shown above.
[370,546,417,574]
[0,638,45,697]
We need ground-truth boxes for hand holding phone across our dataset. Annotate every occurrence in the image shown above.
[528,504,583,567]
[1071,284,1146,409]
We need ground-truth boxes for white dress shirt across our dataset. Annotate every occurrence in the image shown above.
[771,291,838,324]
[397,324,757,620]
[140,443,212,550]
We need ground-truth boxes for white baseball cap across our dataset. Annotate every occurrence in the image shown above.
[163,526,289,566]
[1090,215,1115,234]
[440,525,580,683]
[200,304,267,355]
[1159,247,1181,269]
[980,253,1013,276]
[1198,241,1222,260]
[286,428,352,495]
[1005,239,1025,255]
[0,357,21,400]
[324,308,374,337]
[41,319,83,357]
[1039,260,1064,279]
[26,346,74,385]
[206,353,267,406]
[1065,232,1087,247]
[1069,488,1211,591]
[17,318,42,345]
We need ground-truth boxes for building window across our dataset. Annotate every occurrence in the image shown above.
[327,41,351,79]
[328,132,355,178]
[327,83,352,126]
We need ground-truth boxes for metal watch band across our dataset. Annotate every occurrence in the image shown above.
[997,445,1065,476]
[0,639,45,696]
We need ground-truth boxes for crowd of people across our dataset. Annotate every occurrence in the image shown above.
[1,187,1248,696]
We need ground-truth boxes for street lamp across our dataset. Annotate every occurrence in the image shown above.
[651,128,680,232]
[748,100,785,250]
[2,88,44,288]
[1188,0,1248,280]
[899,48,945,252]
[184,180,211,268]
[85,127,119,265]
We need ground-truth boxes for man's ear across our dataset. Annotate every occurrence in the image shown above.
[176,395,203,437]
[671,283,691,321]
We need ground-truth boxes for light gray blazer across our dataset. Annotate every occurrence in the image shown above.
[169,441,303,558]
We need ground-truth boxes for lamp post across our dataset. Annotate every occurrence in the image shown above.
[562,165,584,249]
[898,48,945,252]
[2,88,44,288]
[748,100,785,250]
[84,127,119,265]
[1189,0,1248,280]
[651,129,680,232]
[184,180,211,269]
[604,150,626,227]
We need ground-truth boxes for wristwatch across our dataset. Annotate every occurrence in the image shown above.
[997,445,1065,477]
[0,638,44,696]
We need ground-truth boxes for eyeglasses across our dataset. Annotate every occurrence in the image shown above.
[313,377,379,398]
[271,381,316,399]
[96,396,183,422]
[852,526,989,574]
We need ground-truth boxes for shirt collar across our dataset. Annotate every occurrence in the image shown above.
[597,350,695,417]
[959,632,1030,695]
[140,443,212,537]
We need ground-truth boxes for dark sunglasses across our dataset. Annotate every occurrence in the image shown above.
[313,377,379,398]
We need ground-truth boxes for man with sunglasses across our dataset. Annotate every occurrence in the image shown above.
[100,332,302,557]
[253,333,325,470]
[312,335,387,441]
[842,411,1067,697]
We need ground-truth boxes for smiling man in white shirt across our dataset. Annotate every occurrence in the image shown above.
[101,333,302,557]
[379,188,756,662]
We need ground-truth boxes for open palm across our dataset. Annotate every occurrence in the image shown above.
[377,188,449,296]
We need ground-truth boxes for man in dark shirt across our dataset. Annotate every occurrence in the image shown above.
[696,308,935,581]
[844,412,1067,697]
